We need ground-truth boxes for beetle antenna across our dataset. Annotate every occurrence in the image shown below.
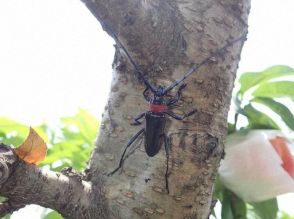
[102,22,157,93]
[163,35,247,95]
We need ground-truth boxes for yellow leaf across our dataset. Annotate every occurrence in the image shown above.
[14,127,47,165]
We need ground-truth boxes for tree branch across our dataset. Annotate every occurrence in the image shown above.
[0,144,109,219]
[0,200,25,217]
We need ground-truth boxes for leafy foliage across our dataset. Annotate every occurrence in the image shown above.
[238,65,294,95]
[0,109,99,172]
[43,109,99,171]
[235,65,294,131]
[252,97,294,130]
[280,212,294,219]
[221,189,247,219]
[250,199,279,219]
[0,109,99,219]
[215,65,294,219]
[43,211,63,219]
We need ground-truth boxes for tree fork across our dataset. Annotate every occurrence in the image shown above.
[82,0,250,218]
[0,0,250,218]
[0,144,109,218]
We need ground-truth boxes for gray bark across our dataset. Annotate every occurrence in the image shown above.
[84,0,250,218]
[0,144,108,218]
[0,0,250,218]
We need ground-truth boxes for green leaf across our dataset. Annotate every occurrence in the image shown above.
[250,198,278,219]
[0,117,49,146]
[0,117,28,134]
[231,194,247,219]
[44,139,85,163]
[214,177,225,201]
[227,123,236,135]
[239,65,294,95]
[61,109,99,144]
[221,189,234,219]
[0,117,29,146]
[280,211,294,219]
[0,109,98,171]
[2,215,11,219]
[243,104,279,129]
[1,136,25,147]
[253,81,294,99]
[43,211,63,219]
[252,97,294,130]
[220,189,247,219]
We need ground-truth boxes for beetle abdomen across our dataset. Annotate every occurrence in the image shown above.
[145,112,166,157]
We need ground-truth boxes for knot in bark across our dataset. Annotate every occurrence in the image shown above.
[0,144,17,185]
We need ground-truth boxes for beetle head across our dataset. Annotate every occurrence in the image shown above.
[155,85,165,97]
[151,85,165,104]
[153,95,164,104]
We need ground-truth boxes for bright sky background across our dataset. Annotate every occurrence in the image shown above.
[0,0,294,218]
[0,0,114,126]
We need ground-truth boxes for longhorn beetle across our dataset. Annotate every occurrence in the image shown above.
[105,23,246,193]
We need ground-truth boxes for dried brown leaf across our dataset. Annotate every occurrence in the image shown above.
[14,127,47,165]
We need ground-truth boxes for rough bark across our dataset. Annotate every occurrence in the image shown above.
[83,0,250,218]
[0,0,250,218]
[0,144,108,218]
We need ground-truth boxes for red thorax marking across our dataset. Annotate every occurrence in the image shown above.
[149,103,167,113]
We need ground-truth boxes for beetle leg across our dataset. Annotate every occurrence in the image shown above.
[163,133,170,194]
[108,128,145,176]
[164,109,197,120]
[167,98,179,107]
[143,86,151,102]
[130,112,146,125]
[167,83,187,106]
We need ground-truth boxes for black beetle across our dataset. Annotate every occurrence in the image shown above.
[105,24,246,193]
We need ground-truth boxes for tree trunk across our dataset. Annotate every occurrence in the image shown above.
[83,0,250,218]
[0,0,250,218]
